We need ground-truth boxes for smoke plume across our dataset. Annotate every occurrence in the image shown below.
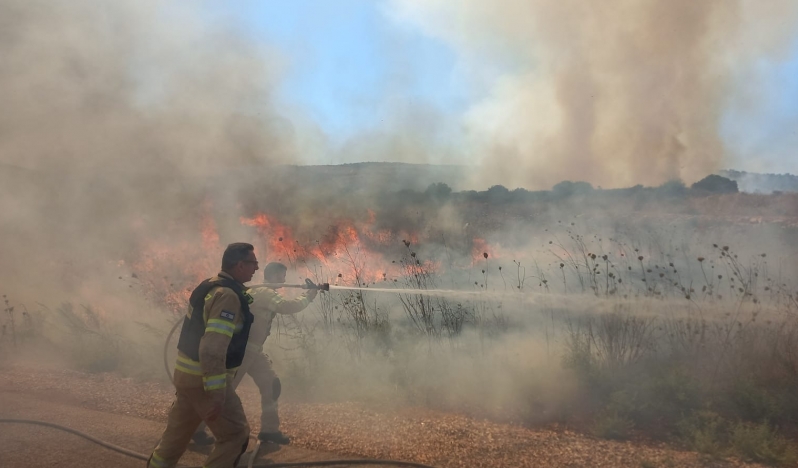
[389,0,798,189]
[0,0,291,296]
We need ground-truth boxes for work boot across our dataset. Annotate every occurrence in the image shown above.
[258,431,290,445]
[191,429,215,446]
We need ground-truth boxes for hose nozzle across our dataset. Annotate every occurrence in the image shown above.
[303,278,330,291]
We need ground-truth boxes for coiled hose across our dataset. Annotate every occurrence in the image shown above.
[0,418,437,467]
[164,318,182,385]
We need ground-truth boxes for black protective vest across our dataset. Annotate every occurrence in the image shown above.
[176,277,254,369]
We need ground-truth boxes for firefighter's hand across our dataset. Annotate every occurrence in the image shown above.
[303,278,319,301]
[205,391,225,422]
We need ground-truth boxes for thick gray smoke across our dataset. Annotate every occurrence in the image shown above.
[389,0,798,189]
[0,1,293,174]
[0,0,292,297]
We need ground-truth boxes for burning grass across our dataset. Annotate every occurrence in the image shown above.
[6,190,798,465]
[260,229,798,465]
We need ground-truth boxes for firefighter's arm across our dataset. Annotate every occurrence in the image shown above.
[258,287,314,315]
[198,288,242,397]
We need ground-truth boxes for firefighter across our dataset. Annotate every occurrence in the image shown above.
[192,262,316,446]
[148,243,259,468]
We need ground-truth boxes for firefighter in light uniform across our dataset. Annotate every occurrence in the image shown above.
[193,262,316,446]
[148,243,258,468]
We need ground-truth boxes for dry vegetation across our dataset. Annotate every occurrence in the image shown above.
[3,185,798,466]
[269,233,798,465]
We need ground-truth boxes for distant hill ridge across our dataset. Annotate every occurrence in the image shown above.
[2,160,795,193]
[271,163,798,194]
[718,170,798,194]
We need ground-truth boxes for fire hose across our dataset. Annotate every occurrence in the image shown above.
[0,418,437,468]
[160,279,334,465]
[249,278,331,291]
[163,279,329,386]
[0,281,436,467]
[156,280,433,467]
[5,333,436,468]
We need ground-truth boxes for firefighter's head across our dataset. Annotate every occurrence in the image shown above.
[263,262,287,284]
[222,242,258,283]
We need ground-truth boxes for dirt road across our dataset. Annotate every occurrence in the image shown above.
[0,364,760,467]
[0,365,386,468]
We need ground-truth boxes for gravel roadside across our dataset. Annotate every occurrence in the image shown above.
[0,364,761,468]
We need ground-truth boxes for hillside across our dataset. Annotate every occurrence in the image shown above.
[719,169,798,193]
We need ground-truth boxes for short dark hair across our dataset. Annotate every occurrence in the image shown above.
[263,262,287,280]
[221,243,254,271]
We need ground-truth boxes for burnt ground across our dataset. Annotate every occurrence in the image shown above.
[0,363,764,468]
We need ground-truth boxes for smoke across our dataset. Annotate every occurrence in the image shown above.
[0,0,293,296]
[0,1,294,173]
[388,0,798,189]
[331,100,460,165]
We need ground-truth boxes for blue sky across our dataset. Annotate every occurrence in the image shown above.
[201,1,798,174]
[720,37,798,174]
[212,0,469,145]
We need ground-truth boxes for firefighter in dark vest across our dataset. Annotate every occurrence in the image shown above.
[192,262,317,446]
[147,243,259,468]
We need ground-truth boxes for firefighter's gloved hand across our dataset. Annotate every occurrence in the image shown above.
[204,390,225,422]
[303,279,319,301]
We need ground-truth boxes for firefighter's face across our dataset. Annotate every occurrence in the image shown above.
[233,251,259,283]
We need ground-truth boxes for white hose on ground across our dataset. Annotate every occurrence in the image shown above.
[164,318,182,384]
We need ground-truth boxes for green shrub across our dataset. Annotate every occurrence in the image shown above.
[691,175,738,194]
[593,411,634,440]
[730,380,780,423]
[676,411,729,458]
[599,366,703,434]
[731,422,796,465]
[640,369,703,429]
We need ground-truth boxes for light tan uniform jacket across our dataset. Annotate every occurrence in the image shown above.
[194,285,313,435]
[246,286,311,352]
[236,286,311,433]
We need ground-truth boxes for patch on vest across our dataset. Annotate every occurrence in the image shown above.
[220,310,236,321]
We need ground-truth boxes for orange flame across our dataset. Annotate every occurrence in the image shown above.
[130,206,503,312]
[241,212,401,284]
[200,201,219,250]
[471,238,491,265]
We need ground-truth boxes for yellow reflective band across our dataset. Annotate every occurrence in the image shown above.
[176,355,201,368]
[204,293,213,301]
[149,452,168,468]
[205,319,234,338]
[203,374,227,391]
[174,356,202,376]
